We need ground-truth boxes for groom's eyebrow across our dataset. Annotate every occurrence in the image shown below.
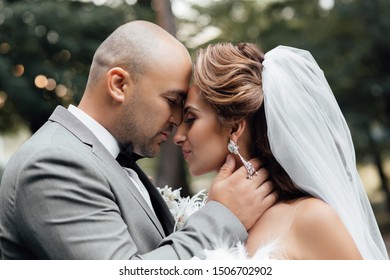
[163,89,186,101]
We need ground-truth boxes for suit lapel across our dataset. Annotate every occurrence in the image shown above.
[48,106,169,237]
[133,164,175,236]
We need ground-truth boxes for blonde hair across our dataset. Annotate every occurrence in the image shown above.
[193,42,306,200]
[193,42,265,125]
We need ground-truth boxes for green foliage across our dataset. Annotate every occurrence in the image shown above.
[0,0,153,132]
[1,0,390,170]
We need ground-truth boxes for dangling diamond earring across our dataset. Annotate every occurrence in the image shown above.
[227,140,257,179]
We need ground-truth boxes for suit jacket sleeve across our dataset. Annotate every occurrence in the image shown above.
[9,145,246,260]
[143,202,247,259]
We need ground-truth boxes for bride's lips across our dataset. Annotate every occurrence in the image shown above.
[182,149,191,160]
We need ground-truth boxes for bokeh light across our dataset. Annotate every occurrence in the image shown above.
[13,64,25,77]
[34,75,48,89]
[0,91,7,109]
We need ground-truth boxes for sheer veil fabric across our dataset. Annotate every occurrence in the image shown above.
[262,46,389,259]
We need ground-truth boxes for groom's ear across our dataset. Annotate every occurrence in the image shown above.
[230,119,247,142]
[106,67,133,103]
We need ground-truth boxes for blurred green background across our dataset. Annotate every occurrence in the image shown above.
[0,0,390,250]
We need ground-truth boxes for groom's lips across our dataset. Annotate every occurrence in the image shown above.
[160,132,168,141]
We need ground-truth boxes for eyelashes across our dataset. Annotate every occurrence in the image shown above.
[184,118,195,124]
[184,113,196,124]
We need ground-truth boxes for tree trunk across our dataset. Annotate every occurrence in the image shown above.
[152,0,190,196]
[152,0,176,35]
[373,151,390,211]
[367,126,390,211]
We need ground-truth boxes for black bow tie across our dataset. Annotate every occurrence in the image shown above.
[116,144,175,235]
[116,144,143,168]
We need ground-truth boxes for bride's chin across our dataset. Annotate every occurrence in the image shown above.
[189,170,202,177]
[189,167,208,177]
[192,169,219,178]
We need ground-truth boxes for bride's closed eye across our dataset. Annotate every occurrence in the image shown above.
[184,112,196,124]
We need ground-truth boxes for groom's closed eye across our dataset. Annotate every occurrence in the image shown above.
[164,90,186,107]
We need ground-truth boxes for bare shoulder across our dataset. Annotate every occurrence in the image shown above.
[293,197,340,236]
[297,197,336,220]
[290,197,362,259]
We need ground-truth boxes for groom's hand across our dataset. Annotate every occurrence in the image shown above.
[208,154,278,230]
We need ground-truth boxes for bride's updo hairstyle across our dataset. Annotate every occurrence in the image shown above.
[193,42,306,200]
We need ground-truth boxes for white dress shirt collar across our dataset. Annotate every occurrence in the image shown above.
[68,105,157,216]
[68,105,121,158]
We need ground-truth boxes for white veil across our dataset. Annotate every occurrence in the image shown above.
[262,46,389,260]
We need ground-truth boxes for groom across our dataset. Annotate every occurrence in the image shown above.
[0,21,276,259]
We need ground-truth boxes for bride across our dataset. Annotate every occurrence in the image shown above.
[173,43,388,260]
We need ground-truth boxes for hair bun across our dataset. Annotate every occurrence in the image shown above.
[237,43,265,64]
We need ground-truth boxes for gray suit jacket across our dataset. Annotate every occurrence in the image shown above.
[0,106,246,259]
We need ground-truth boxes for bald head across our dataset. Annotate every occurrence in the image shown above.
[86,20,188,88]
[78,20,192,151]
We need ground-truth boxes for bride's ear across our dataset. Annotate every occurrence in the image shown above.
[230,119,247,142]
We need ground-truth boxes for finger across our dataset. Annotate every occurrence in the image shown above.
[257,179,273,195]
[254,181,275,205]
[248,191,279,227]
[254,185,279,212]
[249,158,262,170]
[260,190,279,209]
[228,167,269,193]
[267,191,279,204]
[252,168,269,187]
[230,158,263,181]
[214,154,236,182]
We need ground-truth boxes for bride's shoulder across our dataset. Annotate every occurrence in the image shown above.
[289,197,362,259]
[294,197,338,228]
[295,197,331,209]
[291,197,343,242]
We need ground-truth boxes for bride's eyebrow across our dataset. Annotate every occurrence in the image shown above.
[184,105,200,114]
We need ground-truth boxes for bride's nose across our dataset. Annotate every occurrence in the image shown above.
[173,124,187,146]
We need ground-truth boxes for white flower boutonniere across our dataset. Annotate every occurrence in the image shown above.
[158,185,207,231]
